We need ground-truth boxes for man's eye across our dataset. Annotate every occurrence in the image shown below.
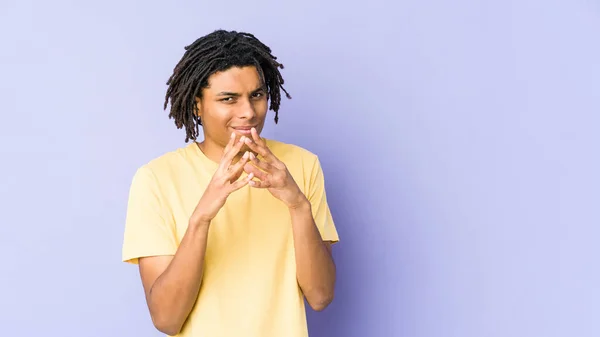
[220,97,234,102]
[252,92,264,98]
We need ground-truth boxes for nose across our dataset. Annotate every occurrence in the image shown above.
[238,98,256,120]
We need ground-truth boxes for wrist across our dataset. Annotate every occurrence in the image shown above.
[288,194,310,211]
[189,216,211,231]
[186,220,211,242]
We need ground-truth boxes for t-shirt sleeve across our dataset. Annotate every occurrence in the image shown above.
[307,156,339,243]
[122,166,178,264]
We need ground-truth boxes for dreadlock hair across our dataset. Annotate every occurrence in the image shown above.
[163,30,292,143]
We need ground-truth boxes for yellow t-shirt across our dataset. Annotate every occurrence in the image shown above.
[122,139,339,337]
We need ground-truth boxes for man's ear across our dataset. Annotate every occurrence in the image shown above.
[194,97,202,118]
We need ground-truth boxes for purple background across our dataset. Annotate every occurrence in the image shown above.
[1,1,599,336]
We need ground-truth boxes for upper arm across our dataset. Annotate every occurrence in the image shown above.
[307,157,340,244]
[122,166,178,264]
[323,241,333,256]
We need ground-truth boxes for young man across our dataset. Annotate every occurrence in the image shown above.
[122,30,339,337]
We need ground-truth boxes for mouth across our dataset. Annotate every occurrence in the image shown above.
[232,126,256,135]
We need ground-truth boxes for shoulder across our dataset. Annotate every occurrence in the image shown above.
[130,144,194,183]
[264,139,326,187]
[264,138,319,164]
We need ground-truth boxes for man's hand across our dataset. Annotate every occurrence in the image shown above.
[242,127,306,209]
[190,132,254,226]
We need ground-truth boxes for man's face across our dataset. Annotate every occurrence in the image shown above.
[195,66,268,151]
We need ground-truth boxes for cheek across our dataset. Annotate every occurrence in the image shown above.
[202,104,230,124]
[254,99,268,116]
[201,107,232,139]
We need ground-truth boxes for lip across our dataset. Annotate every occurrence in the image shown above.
[232,126,256,135]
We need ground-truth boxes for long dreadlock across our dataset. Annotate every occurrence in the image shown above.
[163,30,292,142]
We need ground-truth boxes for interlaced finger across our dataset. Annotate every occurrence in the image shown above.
[244,160,269,181]
[249,178,271,189]
[248,152,273,173]
[226,151,251,180]
[244,136,276,163]
[219,135,246,171]
[230,172,254,191]
[222,131,236,155]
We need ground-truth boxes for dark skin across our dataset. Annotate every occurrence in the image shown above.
[138,66,336,336]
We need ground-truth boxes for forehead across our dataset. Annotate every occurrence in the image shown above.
[205,66,262,92]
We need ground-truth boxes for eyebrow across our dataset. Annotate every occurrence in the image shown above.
[216,86,266,97]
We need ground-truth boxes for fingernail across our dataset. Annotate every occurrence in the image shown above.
[231,132,235,138]
[243,151,249,159]
[240,136,245,143]
[249,152,255,159]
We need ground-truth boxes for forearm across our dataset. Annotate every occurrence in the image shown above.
[148,222,210,334]
[289,198,336,311]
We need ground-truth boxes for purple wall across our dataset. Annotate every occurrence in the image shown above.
[1,1,599,336]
